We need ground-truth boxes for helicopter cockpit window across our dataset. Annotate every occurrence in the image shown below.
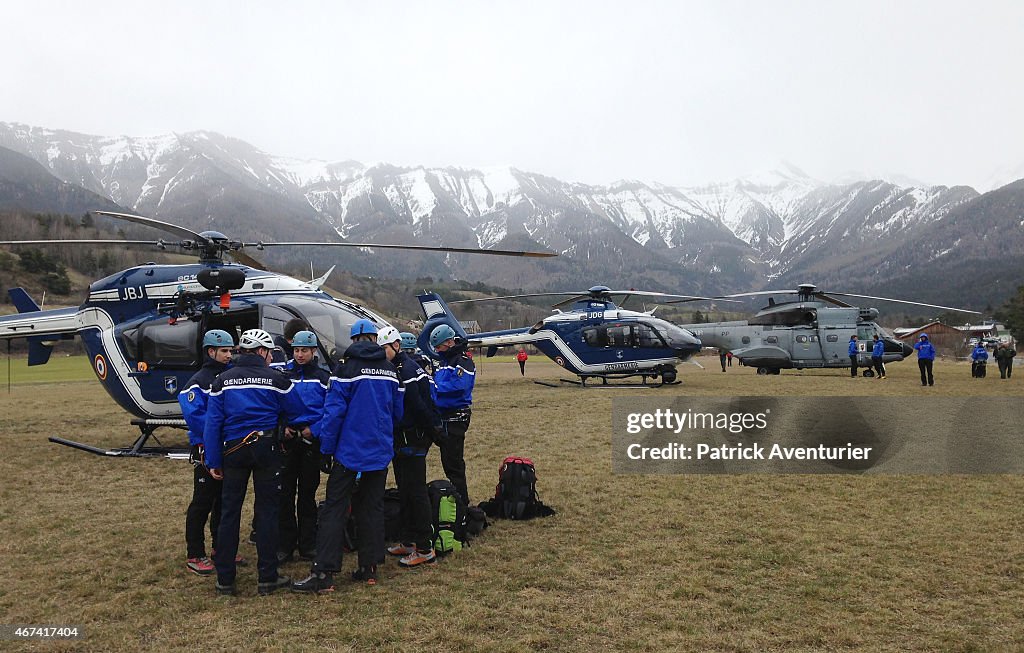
[140,319,200,369]
[634,324,667,348]
[275,296,371,361]
[750,308,816,327]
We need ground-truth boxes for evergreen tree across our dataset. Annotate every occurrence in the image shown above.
[995,285,1024,341]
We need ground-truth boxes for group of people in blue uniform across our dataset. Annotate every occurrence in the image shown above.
[178,319,475,596]
[848,331,1015,386]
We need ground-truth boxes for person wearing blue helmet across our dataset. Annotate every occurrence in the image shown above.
[401,330,433,374]
[293,319,403,593]
[271,330,330,563]
[914,333,936,386]
[429,323,475,505]
[179,329,237,576]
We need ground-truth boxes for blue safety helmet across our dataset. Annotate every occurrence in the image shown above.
[430,324,457,348]
[350,319,378,338]
[400,332,418,350]
[202,329,234,348]
[291,330,318,348]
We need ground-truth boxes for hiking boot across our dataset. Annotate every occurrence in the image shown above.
[257,575,293,596]
[351,565,378,586]
[291,572,335,594]
[215,582,236,596]
[387,543,415,557]
[186,556,215,575]
[399,549,436,567]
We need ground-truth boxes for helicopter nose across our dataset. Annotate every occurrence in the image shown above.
[902,341,914,358]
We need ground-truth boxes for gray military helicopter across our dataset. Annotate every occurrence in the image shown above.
[668,284,980,376]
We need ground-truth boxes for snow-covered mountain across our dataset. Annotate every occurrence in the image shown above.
[0,121,1020,304]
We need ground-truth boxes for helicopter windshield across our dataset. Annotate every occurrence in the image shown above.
[274,295,382,359]
[650,319,700,349]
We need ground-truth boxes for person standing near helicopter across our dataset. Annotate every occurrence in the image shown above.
[871,334,886,379]
[848,335,859,378]
[272,330,330,564]
[204,328,305,596]
[292,319,403,593]
[179,329,235,576]
[430,324,476,505]
[380,326,443,568]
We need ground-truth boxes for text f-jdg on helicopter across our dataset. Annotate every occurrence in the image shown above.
[0,211,554,455]
[670,283,980,376]
[416,286,725,387]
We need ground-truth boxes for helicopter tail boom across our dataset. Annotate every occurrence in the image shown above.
[1,288,79,365]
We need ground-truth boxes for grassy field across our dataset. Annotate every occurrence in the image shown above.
[1,356,1022,651]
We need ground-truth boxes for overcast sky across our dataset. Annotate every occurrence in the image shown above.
[4,1,1022,189]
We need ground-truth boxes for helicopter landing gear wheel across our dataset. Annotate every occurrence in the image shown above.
[756,367,770,375]
[771,368,781,375]
[863,369,875,378]
[661,367,677,384]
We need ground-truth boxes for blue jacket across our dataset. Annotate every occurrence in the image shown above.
[848,340,858,356]
[871,340,884,358]
[914,338,936,361]
[273,358,330,428]
[971,346,989,361]
[203,353,305,470]
[394,350,442,432]
[433,346,475,414]
[314,341,404,472]
[179,357,229,446]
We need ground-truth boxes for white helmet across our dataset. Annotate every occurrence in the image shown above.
[377,325,402,347]
[239,328,275,350]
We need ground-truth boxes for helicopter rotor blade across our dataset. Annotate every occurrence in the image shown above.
[92,211,209,245]
[226,249,267,271]
[450,291,590,304]
[244,241,556,258]
[824,292,981,314]
[0,239,166,247]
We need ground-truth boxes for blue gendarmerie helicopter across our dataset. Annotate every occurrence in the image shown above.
[416,286,727,387]
[0,211,554,456]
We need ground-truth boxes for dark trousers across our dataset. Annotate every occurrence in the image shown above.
[972,361,986,378]
[719,355,727,372]
[215,437,282,585]
[185,463,222,558]
[997,359,1011,379]
[518,360,526,375]
[918,358,934,386]
[872,356,885,377]
[393,449,432,550]
[849,355,858,377]
[313,465,387,572]
[439,416,470,504]
[278,438,321,556]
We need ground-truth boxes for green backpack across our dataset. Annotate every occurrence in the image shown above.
[428,479,468,554]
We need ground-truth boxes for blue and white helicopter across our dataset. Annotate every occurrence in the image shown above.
[0,211,554,456]
[416,286,728,387]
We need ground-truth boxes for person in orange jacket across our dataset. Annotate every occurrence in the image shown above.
[516,348,528,376]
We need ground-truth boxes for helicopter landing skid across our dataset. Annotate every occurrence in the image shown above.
[534,376,680,389]
[49,418,189,457]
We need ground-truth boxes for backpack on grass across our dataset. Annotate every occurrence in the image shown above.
[481,456,556,520]
[428,479,468,554]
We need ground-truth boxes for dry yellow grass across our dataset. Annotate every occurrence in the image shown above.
[0,356,1022,651]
